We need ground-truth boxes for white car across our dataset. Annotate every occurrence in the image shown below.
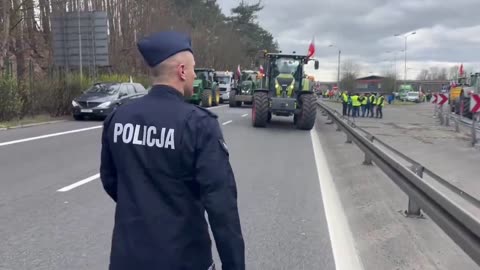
[406,91,420,103]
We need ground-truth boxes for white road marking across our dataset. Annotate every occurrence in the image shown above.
[310,128,364,270]
[241,114,248,117]
[0,125,103,147]
[222,120,233,125]
[209,104,228,109]
[57,173,100,192]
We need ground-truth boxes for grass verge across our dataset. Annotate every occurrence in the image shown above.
[0,114,69,129]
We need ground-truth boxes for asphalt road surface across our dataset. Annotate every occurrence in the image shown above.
[0,102,478,270]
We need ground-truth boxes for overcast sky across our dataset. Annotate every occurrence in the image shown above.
[218,0,480,82]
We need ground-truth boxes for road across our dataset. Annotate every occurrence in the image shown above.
[0,102,478,270]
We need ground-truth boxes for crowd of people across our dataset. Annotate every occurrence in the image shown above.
[337,91,385,118]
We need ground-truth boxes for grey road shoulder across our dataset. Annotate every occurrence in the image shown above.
[314,111,478,270]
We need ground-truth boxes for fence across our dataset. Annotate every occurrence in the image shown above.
[317,100,480,267]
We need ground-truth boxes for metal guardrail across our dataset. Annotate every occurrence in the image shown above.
[316,100,480,266]
[434,105,479,146]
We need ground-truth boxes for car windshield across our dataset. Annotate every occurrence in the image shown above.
[217,76,231,84]
[84,84,120,95]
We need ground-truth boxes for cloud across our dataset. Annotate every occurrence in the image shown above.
[218,0,480,81]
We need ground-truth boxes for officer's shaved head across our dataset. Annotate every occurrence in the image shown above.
[151,51,196,98]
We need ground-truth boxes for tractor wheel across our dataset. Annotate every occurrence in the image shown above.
[229,90,237,107]
[202,90,213,107]
[252,92,269,127]
[295,93,317,130]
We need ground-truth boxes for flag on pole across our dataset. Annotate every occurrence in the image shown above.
[236,65,241,80]
[459,64,464,76]
[307,36,315,59]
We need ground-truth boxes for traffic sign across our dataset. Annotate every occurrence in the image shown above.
[438,93,448,105]
[51,11,109,68]
[470,94,480,113]
[432,93,438,104]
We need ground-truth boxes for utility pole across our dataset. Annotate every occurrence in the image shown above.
[77,0,83,78]
[337,49,341,90]
[394,31,416,83]
[329,44,341,90]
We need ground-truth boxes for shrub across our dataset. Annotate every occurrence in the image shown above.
[0,77,23,122]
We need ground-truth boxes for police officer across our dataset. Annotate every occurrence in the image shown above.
[100,31,245,270]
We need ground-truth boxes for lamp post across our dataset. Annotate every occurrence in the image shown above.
[394,31,416,83]
[77,0,83,78]
[385,49,404,92]
[328,44,341,91]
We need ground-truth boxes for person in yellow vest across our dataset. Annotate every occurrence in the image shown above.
[368,93,376,118]
[376,93,385,118]
[351,93,361,117]
[359,93,368,117]
[341,91,349,116]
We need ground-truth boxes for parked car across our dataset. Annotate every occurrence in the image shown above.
[71,82,147,120]
[405,91,420,103]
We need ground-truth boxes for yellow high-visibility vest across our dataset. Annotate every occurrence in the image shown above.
[377,96,385,107]
[351,95,361,106]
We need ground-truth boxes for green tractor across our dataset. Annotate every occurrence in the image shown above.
[229,70,261,107]
[251,52,319,130]
[186,68,221,107]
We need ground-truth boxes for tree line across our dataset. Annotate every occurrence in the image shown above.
[0,0,279,121]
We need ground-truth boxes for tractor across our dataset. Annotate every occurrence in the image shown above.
[454,72,480,119]
[186,68,221,107]
[229,70,261,107]
[251,52,320,130]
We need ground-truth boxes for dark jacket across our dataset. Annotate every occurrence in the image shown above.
[100,84,245,270]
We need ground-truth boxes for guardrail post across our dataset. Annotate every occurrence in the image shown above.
[402,164,425,219]
[345,134,352,144]
[326,114,333,125]
[455,114,460,132]
[439,105,444,125]
[472,113,478,147]
[445,104,450,126]
[362,135,374,165]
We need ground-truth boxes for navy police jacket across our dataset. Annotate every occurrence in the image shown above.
[100,84,245,270]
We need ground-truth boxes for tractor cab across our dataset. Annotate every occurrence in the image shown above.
[261,53,319,99]
[251,51,320,130]
[186,68,220,107]
[195,68,216,89]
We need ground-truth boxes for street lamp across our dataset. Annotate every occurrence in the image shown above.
[328,44,341,90]
[394,31,416,83]
[385,49,404,92]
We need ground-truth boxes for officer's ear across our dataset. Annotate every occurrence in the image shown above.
[179,64,186,81]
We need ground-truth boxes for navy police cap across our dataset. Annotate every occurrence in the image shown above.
[137,31,193,67]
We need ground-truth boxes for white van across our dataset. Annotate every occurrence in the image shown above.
[215,71,233,103]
